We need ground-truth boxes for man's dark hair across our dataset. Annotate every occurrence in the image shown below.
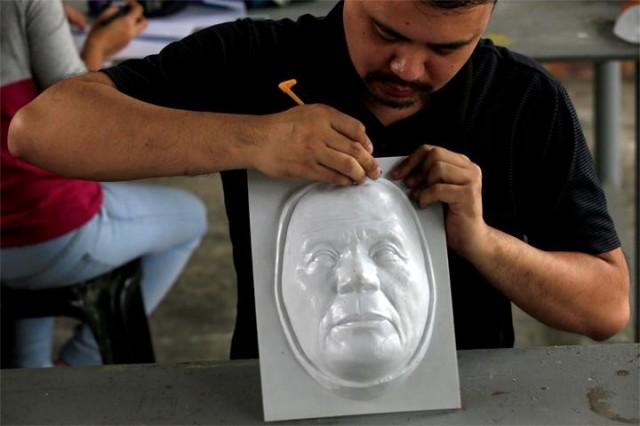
[422,0,497,10]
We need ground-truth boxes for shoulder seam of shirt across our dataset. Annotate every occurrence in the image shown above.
[475,40,563,90]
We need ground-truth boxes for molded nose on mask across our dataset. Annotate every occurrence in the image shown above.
[336,251,381,294]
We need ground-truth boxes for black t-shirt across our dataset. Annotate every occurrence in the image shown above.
[104,2,620,358]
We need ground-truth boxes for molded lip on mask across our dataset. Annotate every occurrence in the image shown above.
[274,178,437,399]
[333,312,390,328]
[329,312,401,344]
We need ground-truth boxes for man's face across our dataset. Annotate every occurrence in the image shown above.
[280,182,430,384]
[343,0,492,114]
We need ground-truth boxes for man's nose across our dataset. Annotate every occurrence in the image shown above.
[335,249,380,295]
[389,47,427,83]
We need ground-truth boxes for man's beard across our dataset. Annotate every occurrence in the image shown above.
[363,71,433,109]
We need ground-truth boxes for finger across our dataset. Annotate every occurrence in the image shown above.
[404,146,475,187]
[96,4,119,22]
[328,111,373,153]
[307,164,353,187]
[412,183,467,209]
[64,5,87,30]
[423,146,473,170]
[134,16,148,33]
[317,148,367,184]
[407,161,475,189]
[390,145,431,180]
[126,0,145,19]
[325,136,380,180]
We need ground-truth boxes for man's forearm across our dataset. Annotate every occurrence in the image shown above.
[8,72,255,181]
[9,72,380,185]
[469,226,630,340]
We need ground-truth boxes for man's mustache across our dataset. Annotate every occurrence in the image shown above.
[365,71,433,94]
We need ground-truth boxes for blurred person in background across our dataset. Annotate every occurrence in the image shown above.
[1,0,207,368]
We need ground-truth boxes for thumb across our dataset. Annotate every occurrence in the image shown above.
[95,5,119,24]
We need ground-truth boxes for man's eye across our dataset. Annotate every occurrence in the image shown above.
[374,24,398,41]
[432,46,456,56]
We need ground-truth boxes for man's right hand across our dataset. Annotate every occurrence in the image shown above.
[250,104,381,186]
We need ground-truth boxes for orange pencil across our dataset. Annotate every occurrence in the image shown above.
[278,79,305,105]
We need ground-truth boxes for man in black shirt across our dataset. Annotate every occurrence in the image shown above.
[10,0,630,359]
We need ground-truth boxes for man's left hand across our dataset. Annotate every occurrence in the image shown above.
[390,145,488,260]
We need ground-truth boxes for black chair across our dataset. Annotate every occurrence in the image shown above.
[1,259,155,368]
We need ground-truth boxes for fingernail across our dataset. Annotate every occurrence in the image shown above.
[366,135,374,153]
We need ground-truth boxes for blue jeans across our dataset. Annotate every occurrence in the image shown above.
[1,182,207,367]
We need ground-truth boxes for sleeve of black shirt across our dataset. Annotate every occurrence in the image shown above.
[515,72,621,255]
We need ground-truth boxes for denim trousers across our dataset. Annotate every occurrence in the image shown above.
[1,182,207,367]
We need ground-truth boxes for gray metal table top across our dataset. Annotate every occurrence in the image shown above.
[249,0,639,62]
[487,0,638,62]
[2,343,638,425]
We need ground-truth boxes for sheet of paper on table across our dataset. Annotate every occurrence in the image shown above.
[73,3,246,62]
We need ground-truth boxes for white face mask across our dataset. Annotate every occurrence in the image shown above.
[276,179,434,397]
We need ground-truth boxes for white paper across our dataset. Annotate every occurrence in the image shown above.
[143,3,245,39]
[201,0,246,12]
[73,31,166,62]
[72,3,246,62]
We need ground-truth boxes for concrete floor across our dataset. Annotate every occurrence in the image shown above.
[54,72,638,364]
